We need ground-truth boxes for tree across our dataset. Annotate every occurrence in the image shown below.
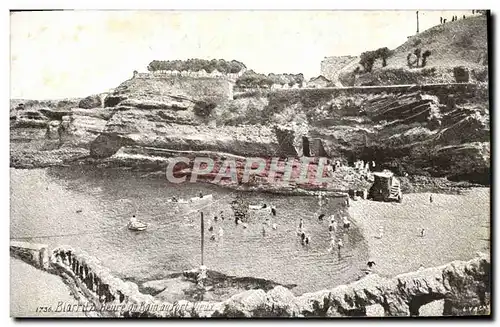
[413,48,422,67]
[359,51,377,72]
[147,60,162,72]
[421,50,432,67]
[375,47,391,67]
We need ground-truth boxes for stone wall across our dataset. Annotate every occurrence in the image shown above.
[10,241,50,270]
[48,245,490,318]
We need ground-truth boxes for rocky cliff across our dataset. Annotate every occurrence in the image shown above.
[10,73,490,187]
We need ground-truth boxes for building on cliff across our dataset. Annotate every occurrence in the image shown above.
[306,75,331,88]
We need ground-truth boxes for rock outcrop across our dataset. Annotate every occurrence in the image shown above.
[10,74,490,186]
[78,94,102,109]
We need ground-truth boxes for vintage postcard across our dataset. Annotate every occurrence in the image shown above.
[10,10,490,318]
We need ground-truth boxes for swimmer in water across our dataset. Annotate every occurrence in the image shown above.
[171,196,178,203]
[218,227,224,238]
[305,236,310,245]
[343,217,351,229]
[220,211,225,221]
[210,234,216,241]
[318,213,326,221]
[199,192,203,198]
[272,223,278,230]
[208,226,214,232]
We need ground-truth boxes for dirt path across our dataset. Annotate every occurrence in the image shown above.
[349,188,490,277]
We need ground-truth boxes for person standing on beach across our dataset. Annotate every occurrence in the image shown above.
[378,226,384,239]
[298,218,304,231]
[420,228,425,237]
[337,239,344,253]
[429,194,433,203]
[328,236,336,253]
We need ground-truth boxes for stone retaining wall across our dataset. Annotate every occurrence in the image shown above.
[10,241,49,270]
[49,245,490,318]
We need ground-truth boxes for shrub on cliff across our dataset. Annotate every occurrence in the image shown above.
[359,51,377,72]
[359,47,393,72]
[421,50,432,67]
[146,58,247,74]
[193,101,217,117]
[236,70,274,89]
[78,95,102,109]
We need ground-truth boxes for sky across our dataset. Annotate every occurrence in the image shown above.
[10,10,472,99]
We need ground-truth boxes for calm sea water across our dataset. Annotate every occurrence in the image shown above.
[10,166,369,295]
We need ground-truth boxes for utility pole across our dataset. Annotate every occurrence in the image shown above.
[200,211,204,266]
[416,11,420,34]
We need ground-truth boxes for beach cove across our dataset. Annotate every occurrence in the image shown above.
[348,188,490,278]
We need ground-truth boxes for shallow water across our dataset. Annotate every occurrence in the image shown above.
[10,166,369,295]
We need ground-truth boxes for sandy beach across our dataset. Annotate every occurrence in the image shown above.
[349,188,490,278]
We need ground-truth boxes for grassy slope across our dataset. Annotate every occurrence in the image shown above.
[339,15,489,86]
[387,15,488,70]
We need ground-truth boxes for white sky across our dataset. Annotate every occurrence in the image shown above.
[10,10,472,99]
